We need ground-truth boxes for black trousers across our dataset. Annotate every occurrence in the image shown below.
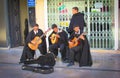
[68,45,82,63]
[20,42,47,62]
[38,42,47,55]
[49,43,66,61]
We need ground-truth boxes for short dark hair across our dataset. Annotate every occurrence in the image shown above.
[34,24,39,27]
[73,25,79,28]
[52,24,57,29]
[72,7,79,11]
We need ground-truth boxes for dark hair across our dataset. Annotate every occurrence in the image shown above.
[34,24,39,27]
[52,24,57,29]
[73,25,79,28]
[72,7,79,11]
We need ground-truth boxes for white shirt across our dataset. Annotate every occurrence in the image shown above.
[34,30,38,34]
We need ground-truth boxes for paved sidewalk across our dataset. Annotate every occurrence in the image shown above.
[0,46,120,78]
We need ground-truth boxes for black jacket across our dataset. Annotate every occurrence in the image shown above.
[25,29,45,44]
[25,29,47,50]
[67,12,85,34]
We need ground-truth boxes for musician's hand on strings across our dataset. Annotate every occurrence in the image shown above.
[80,35,85,40]
[50,37,53,39]
[56,34,60,38]
[31,41,36,44]
[68,41,73,45]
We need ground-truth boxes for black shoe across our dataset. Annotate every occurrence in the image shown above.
[19,61,24,64]
[62,60,69,63]
[67,62,74,67]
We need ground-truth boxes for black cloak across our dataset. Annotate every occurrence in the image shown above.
[75,35,93,67]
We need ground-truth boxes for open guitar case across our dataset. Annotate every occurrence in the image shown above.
[21,53,56,74]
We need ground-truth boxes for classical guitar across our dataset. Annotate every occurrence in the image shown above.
[68,32,86,48]
[50,33,59,44]
[50,29,62,44]
[28,28,51,50]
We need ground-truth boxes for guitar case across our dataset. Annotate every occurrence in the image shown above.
[22,65,54,74]
[21,53,56,74]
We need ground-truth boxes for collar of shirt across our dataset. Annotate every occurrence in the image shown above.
[34,30,38,34]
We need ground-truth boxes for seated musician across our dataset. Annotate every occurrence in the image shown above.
[19,24,47,63]
[67,25,90,67]
[48,24,68,62]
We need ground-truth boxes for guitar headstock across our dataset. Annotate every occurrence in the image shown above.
[44,28,52,34]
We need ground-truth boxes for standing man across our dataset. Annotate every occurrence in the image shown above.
[20,24,47,63]
[48,24,68,62]
[67,7,86,35]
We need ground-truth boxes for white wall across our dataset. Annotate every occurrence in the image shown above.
[119,9,120,50]
[114,0,119,50]
[36,0,49,48]
[36,0,47,31]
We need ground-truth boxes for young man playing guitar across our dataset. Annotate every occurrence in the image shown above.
[48,24,68,62]
[20,24,47,63]
[67,25,85,66]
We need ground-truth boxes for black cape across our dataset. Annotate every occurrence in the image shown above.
[75,36,93,67]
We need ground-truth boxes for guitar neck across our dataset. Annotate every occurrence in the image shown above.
[77,32,86,40]
[76,36,80,41]
[39,28,51,39]
[39,33,45,39]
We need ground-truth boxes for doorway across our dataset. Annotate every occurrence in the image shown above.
[8,0,21,48]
